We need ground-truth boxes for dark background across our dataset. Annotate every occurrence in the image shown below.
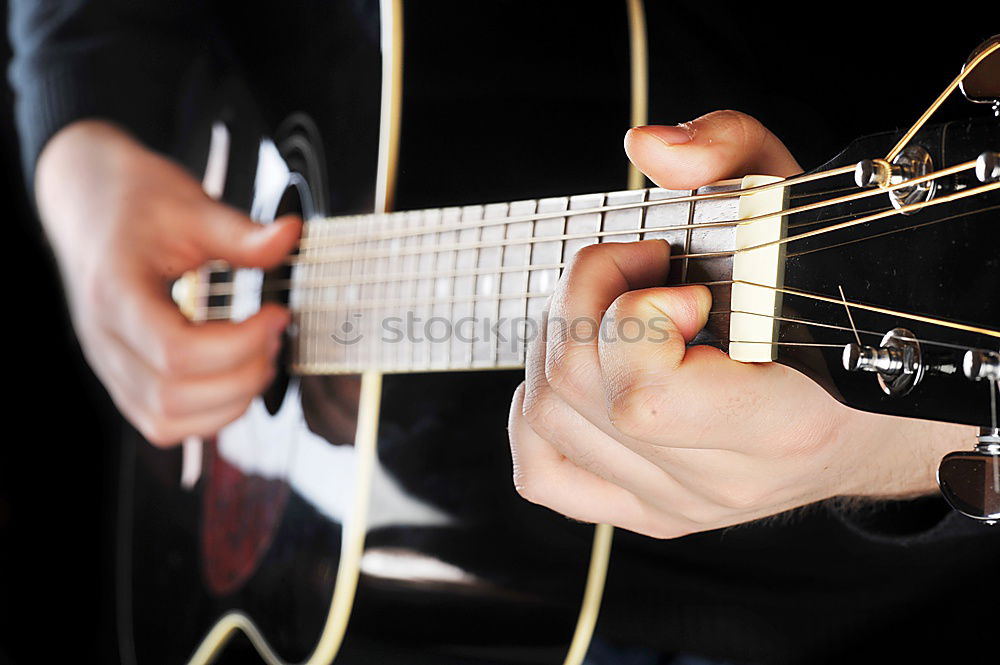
[0,3,992,663]
[0,0,123,662]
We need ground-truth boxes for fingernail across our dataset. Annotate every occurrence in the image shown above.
[637,124,694,146]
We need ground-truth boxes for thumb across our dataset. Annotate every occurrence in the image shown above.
[194,204,302,269]
[624,110,801,190]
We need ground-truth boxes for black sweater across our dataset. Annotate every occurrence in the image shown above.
[8,2,998,663]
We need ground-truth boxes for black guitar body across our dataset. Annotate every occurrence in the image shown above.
[119,4,637,663]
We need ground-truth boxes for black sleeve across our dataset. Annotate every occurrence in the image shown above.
[7,0,212,186]
[827,493,997,544]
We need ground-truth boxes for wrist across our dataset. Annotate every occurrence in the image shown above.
[834,408,975,499]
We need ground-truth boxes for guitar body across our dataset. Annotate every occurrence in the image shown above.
[119,3,638,663]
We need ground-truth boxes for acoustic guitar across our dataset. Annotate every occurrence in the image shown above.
[116,3,1000,663]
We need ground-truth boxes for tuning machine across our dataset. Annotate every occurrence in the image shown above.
[938,428,1000,523]
[842,328,925,396]
[938,349,1000,522]
[854,145,937,211]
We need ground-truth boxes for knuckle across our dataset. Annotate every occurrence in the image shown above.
[148,381,183,420]
[567,242,606,268]
[544,343,592,402]
[156,334,192,377]
[608,385,667,440]
[521,389,562,436]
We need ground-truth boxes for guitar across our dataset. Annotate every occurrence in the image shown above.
[116,4,1000,662]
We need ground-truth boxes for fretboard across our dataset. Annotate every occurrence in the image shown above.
[288,183,745,374]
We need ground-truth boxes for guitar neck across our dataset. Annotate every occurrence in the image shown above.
[288,182,748,374]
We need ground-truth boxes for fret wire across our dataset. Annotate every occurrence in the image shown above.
[454,204,484,367]
[682,193,694,284]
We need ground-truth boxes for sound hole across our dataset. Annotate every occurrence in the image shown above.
[261,182,307,416]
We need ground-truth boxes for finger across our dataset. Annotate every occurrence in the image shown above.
[544,240,669,421]
[509,383,672,534]
[109,279,288,378]
[624,110,801,190]
[189,206,302,270]
[598,283,712,412]
[144,396,258,448]
[90,319,277,434]
[523,306,676,497]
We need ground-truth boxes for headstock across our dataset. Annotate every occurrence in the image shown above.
[768,36,999,520]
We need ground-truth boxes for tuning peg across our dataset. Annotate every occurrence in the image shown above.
[964,349,1000,382]
[854,146,936,211]
[938,428,1000,523]
[842,328,924,396]
[854,158,892,188]
[975,151,1000,183]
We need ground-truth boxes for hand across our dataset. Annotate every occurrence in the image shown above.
[507,110,972,537]
[35,121,301,446]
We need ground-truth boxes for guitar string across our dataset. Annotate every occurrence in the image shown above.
[292,164,857,250]
[200,278,999,347]
[884,38,999,162]
[292,157,967,251]
[193,178,996,304]
[197,198,1000,342]
[786,203,1000,258]
[280,307,991,371]
[284,164,986,267]
[288,161,973,260]
[191,205,883,297]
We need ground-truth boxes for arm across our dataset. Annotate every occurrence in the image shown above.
[10,1,301,445]
[507,110,975,538]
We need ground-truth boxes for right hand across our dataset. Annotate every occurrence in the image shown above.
[35,121,301,446]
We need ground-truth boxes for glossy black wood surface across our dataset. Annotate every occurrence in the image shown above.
[777,118,999,428]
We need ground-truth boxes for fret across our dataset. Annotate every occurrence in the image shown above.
[640,187,693,285]
[601,189,646,244]
[359,218,381,368]
[431,207,461,370]
[564,192,605,259]
[473,203,509,367]
[400,211,433,368]
[497,199,537,367]
[381,211,406,370]
[413,208,441,370]
[316,217,334,368]
[527,196,569,363]
[342,215,362,367]
[451,205,485,369]
[298,219,320,368]
[690,182,741,338]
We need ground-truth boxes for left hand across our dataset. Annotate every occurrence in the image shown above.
[507,111,971,538]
